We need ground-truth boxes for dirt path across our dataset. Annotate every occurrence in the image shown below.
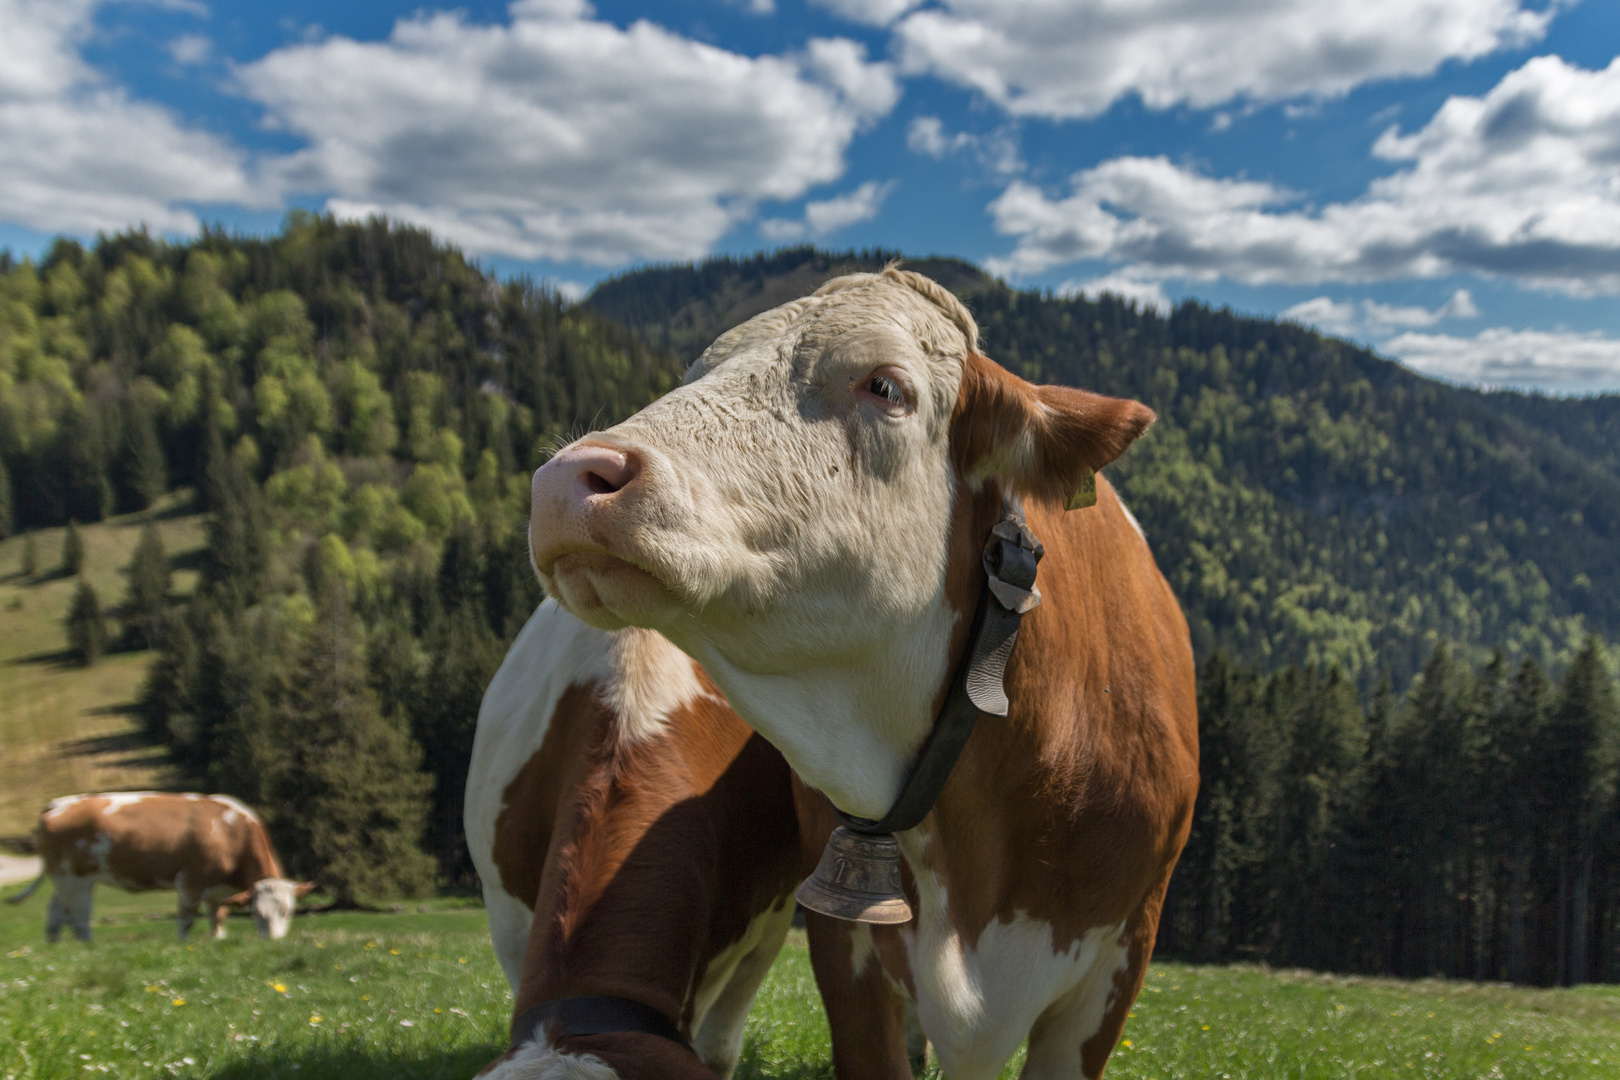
[0,854,42,888]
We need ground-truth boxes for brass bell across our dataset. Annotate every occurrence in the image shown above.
[795,826,913,924]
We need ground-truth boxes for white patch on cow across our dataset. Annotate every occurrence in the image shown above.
[207,794,260,824]
[249,878,300,939]
[689,894,795,1074]
[221,810,236,827]
[479,1039,621,1080]
[465,600,615,991]
[897,838,1132,1080]
[848,921,878,979]
[1020,926,1134,1080]
[484,886,536,996]
[88,833,113,876]
[98,792,159,816]
[603,628,711,745]
[1116,495,1147,543]
[43,793,90,818]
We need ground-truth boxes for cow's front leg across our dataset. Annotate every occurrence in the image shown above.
[793,777,914,1080]
[176,891,201,941]
[60,877,94,942]
[45,883,67,943]
[211,904,230,939]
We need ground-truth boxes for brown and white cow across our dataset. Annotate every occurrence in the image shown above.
[464,599,810,1079]
[6,792,313,942]
[526,268,1200,1079]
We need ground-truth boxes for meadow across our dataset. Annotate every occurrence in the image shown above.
[2,885,1618,1080]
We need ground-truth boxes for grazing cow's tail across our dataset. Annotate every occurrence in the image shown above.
[5,874,44,904]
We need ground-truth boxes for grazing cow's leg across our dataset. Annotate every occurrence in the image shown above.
[53,876,94,942]
[176,887,201,941]
[45,880,68,943]
[1020,874,1170,1080]
[212,904,230,939]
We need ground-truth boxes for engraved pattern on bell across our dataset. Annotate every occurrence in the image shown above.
[795,826,913,924]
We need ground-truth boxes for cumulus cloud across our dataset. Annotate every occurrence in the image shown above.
[0,0,261,234]
[883,0,1555,119]
[238,3,898,264]
[1058,271,1170,313]
[1285,289,1478,336]
[988,56,1620,295]
[906,115,1021,175]
[760,179,894,241]
[1383,327,1620,391]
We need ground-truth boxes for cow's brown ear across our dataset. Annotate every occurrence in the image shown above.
[951,351,1155,505]
[223,890,253,907]
[294,881,317,898]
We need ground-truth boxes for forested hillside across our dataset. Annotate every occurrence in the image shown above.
[5,221,1617,984]
[0,214,682,898]
[590,248,1620,688]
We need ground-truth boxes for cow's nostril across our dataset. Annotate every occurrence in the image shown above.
[584,470,621,495]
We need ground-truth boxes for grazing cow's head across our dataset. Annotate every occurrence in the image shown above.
[229,878,315,939]
[529,269,1152,815]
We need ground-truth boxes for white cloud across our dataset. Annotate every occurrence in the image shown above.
[988,56,1620,295]
[1383,327,1620,391]
[238,3,898,264]
[888,0,1556,119]
[1058,271,1170,313]
[760,179,894,241]
[1285,289,1479,337]
[1283,296,1361,337]
[905,115,1021,175]
[168,33,211,66]
[0,0,259,234]
[811,0,921,28]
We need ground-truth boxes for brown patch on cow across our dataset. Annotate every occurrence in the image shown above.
[35,794,286,897]
[951,350,1155,507]
[497,674,801,1066]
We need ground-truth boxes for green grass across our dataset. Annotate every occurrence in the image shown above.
[4,888,1618,1079]
[0,498,203,839]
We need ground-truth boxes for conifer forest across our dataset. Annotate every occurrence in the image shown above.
[3,219,1617,985]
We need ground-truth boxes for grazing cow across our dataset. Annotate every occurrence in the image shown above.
[6,792,312,941]
[526,268,1199,1079]
[464,599,808,1079]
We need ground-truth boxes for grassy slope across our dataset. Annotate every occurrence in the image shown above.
[0,498,203,840]
[3,892,1617,1080]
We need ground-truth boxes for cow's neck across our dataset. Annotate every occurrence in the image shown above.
[241,829,284,885]
[673,479,1007,826]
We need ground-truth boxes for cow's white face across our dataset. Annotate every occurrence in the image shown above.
[529,269,1152,817]
[250,878,305,939]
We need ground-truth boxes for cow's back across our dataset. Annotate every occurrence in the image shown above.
[38,793,266,893]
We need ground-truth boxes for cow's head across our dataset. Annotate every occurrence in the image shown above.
[228,878,316,939]
[529,269,1152,815]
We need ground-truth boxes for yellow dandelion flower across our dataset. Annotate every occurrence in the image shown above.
[390,949,400,955]
[361,995,370,1001]
[309,1016,322,1025]
[457,958,467,964]
[1121,1040,1132,1048]
[171,999,186,1007]
[434,1008,443,1014]
[1201,1025,1210,1031]
[272,983,288,994]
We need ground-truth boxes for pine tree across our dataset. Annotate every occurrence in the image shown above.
[0,460,13,539]
[201,445,267,612]
[122,522,170,649]
[60,521,83,576]
[122,400,168,510]
[274,589,436,904]
[65,581,106,665]
[1548,638,1620,984]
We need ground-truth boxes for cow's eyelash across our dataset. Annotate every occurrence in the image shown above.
[868,375,905,405]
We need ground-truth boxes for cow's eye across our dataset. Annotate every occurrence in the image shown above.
[869,375,904,405]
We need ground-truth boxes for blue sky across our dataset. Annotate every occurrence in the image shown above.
[3,0,1618,391]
